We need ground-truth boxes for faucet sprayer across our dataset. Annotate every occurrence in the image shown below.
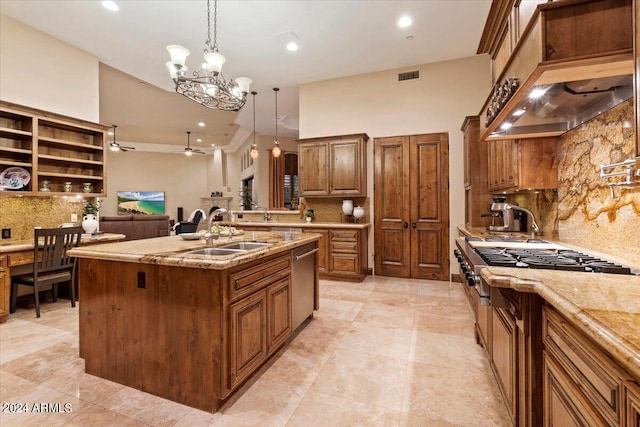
[505,205,540,235]
[205,208,228,245]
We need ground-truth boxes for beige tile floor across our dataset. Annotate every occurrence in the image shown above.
[0,276,510,426]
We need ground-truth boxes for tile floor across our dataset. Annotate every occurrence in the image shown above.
[0,276,510,426]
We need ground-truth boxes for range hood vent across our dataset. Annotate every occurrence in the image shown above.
[398,70,419,82]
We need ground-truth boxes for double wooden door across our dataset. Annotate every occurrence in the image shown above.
[374,133,449,280]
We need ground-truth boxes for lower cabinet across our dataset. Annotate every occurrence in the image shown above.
[304,227,367,282]
[266,277,291,354]
[542,305,635,427]
[492,307,517,421]
[304,228,329,274]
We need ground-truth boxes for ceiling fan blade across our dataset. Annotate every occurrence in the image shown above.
[121,146,136,152]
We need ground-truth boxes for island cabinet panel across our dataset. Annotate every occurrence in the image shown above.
[626,381,640,427]
[79,258,224,412]
[542,305,632,426]
[228,290,267,389]
[492,307,518,422]
[267,277,292,354]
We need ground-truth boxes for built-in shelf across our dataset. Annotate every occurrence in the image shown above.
[38,136,103,151]
[0,160,32,167]
[38,154,103,165]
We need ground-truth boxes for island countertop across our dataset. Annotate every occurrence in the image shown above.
[68,231,321,270]
[0,232,126,253]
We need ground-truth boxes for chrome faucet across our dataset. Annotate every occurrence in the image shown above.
[505,205,540,236]
[253,204,271,222]
[205,208,228,245]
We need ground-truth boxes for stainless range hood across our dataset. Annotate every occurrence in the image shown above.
[489,74,633,139]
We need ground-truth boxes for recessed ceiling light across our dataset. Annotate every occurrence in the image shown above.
[286,42,298,51]
[196,138,202,142]
[198,122,205,127]
[102,1,119,11]
[211,143,216,147]
[398,16,412,28]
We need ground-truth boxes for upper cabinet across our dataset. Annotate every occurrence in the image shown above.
[297,133,368,197]
[477,0,633,142]
[0,101,109,196]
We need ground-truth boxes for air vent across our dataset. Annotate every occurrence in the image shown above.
[398,70,419,81]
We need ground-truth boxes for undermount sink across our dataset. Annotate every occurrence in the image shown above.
[185,242,272,256]
[218,242,272,251]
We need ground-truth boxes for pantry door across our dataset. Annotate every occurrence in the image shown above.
[374,133,450,280]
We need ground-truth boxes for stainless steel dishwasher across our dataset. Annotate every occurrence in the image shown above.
[291,242,318,331]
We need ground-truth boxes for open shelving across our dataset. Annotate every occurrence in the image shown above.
[0,101,109,197]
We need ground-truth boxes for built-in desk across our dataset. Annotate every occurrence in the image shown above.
[0,233,126,322]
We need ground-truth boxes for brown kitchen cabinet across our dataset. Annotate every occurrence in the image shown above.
[487,137,557,192]
[0,101,108,197]
[492,307,518,422]
[303,227,367,282]
[297,133,368,197]
[542,305,635,427]
[303,228,329,274]
[461,116,493,227]
[626,381,640,427]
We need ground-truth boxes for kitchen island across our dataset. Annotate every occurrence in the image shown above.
[68,231,320,412]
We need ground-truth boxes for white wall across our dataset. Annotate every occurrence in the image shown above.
[0,14,99,121]
[102,150,209,220]
[300,55,492,274]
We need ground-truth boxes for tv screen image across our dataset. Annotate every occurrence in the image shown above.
[117,191,165,215]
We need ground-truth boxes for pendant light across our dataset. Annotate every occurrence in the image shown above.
[272,87,282,158]
[249,91,259,159]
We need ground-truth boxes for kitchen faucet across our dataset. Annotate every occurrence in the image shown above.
[205,208,228,245]
[505,204,540,236]
[253,204,271,222]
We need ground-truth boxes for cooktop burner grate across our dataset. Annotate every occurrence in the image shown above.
[475,247,634,275]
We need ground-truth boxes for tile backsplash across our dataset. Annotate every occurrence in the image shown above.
[0,196,85,241]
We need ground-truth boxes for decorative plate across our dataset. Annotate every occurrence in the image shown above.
[180,233,203,241]
[0,166,31,190]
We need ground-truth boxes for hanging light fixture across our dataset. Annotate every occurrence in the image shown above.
[109,125,135,152]
[272,87,282,158]
[166,0,252,111]
[249,91,259,160]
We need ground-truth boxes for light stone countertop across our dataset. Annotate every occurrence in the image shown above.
[68,231,321,270]
[481,267,640,380]
[0,233,126,253]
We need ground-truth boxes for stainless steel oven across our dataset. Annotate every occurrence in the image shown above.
[454,237,491,306]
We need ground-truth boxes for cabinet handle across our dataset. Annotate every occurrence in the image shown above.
[412,223,416,228]
[403,222,408,228]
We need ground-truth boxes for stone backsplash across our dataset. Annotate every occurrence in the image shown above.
[0,196,86,241]
[512,100,639,265]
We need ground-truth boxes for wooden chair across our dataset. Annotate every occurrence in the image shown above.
[10,226,83,318]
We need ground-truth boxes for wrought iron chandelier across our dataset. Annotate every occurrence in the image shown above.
[166,0,252,111]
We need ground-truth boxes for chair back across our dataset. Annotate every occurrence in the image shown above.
[34,227,83,276]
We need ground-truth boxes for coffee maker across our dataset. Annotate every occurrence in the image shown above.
[485,196,523,232]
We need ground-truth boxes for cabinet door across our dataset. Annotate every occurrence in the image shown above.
[492,307,517,422]
[627,381,640,427]
[298,142,329,196]
[229,290,267,389]
[543,352,607,427]
[303,229,328,274]
[329,138,364,196]
[267,278,291,355]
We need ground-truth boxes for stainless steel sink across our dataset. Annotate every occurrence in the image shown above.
[186,248,243,256]
[218,242,271,251]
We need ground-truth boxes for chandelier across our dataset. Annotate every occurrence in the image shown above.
[272,87,282,158]
[166,0,252,111]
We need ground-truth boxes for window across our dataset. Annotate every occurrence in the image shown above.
[284,153,298,209]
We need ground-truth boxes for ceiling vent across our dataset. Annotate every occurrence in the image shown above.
[398,70,419,82]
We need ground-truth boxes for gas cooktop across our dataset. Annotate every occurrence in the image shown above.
[475,247,637,275]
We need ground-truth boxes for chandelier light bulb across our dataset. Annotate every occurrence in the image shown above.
[204,51,225,74]
[250,146,259,159]
[235,77,252,94]
[166,45,190,68]
[272,142,282,158]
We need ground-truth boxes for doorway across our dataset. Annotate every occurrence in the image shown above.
[374,133,450,280]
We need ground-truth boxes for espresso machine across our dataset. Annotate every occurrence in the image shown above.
[485,196,522,232]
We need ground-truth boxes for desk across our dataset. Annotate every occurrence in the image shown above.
[0,233,126,322]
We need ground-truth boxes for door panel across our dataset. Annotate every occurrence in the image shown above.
[374,136,410,277]
[374,133,449,280]
[410,134,450,280]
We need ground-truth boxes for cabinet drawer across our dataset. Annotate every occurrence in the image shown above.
[329,253,359,276]
[331,241,357,253]
[330,230,358,241]
[228,255,291,301]
[543,306,625,425]
[7,251,34,266]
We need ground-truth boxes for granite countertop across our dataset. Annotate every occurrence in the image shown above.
[0,233,126,253]
[481,267,640,380]
[229,221,371,229]
[68,231,321,270]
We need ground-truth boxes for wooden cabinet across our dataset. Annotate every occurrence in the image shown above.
[297,133,368,197]
[626,381,640,427]
[0,263,6,323]
[229,290,267,389]
[0,101,108,196]
[487,137,557,192]
[492,307,518,422]
[266,277,291,354]
[303,227,367,282]
[543,305,632,427]
[461,116,493,227]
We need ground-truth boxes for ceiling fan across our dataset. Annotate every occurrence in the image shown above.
[178,131,205,156]
[108,125,136,152]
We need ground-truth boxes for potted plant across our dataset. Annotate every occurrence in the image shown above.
[304,209,314,222]
[82,199,101,234]
[240,186,252,210]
